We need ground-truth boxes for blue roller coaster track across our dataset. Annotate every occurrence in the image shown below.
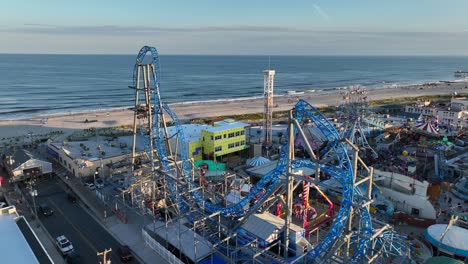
[131,46,395,263]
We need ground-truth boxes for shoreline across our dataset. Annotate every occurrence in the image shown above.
[0,79,462,122]
[0,80,467,141]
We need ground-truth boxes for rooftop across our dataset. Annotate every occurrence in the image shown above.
[9,148,34,168]
[0,206,52,264]
[246,160,315,177]
[409,103,462,112]
[242,212,284,241]
[149,220,213,262]
[51,135,145,160]
[424,224,468,257]
[166,120,248,142]
[241,212,304,241]
[166,124,210,143]
[204,119,248,133]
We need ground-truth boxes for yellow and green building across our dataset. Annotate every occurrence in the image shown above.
[170,119,248,161]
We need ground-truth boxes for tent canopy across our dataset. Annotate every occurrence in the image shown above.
[424,224,468,257]
[248,156,271,167]
[414,122,438,135]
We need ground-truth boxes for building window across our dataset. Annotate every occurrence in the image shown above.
[228,133,235,138]
[228,143,235,149]
[235,131,240,137]
[215,146,222,152]
[215,135,222,140]
[241,140,245,145]
[235,142,240,147]
[240,130,245,135]
[211,136,213,140]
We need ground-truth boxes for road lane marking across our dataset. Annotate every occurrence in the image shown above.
[47,198,99,253]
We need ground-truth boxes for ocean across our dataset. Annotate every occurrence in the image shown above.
[1,54,468,120]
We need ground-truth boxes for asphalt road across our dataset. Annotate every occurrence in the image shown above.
[29,178,135,264]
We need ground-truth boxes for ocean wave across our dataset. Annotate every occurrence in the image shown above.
[0,106,132,120]
[0,54,464,121]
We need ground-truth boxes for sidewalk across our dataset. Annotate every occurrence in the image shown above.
[2,182,65,264]
[55,171,108,221]
[30,219,66,264]
[56,173,168,264]
[103,211,169,264]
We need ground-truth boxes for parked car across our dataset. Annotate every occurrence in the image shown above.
[55,235,74,255]
[117,245,133,262]
[95,179,104,189]
[65,251,82,264]
[39,203,54,216]
[84,182,95,191]
[67,193,77,203]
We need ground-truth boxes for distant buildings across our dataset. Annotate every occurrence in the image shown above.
[405,97,468,128]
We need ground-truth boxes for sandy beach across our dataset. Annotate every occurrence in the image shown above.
[0,81,467,142]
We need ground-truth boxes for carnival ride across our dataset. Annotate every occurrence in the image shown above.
[339,86,382,159]
[126,46,409,263]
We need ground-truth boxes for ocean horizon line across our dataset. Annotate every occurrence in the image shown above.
[2,53,468,58]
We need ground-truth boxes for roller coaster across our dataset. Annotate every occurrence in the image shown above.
[128,46,410,263]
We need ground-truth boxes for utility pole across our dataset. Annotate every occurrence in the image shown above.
[97,248,112,264]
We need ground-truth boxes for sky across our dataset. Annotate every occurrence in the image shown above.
[1,0,468,55]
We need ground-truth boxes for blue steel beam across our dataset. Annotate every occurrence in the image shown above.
[133,46,375,262]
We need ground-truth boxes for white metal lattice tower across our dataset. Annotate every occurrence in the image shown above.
[263,69,275,146]
[130,63,156,172]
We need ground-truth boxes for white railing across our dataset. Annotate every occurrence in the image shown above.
[142,229,184,264]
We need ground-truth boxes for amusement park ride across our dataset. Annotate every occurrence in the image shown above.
[339,86,382,159]
[124,46,410,264]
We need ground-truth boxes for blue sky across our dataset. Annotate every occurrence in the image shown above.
[1,0,468,55]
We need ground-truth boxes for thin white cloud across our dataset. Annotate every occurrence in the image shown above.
[312,3,330,21]
[3,24,466,37]
[2,25,468,55]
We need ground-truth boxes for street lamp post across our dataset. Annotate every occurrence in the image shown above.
[94,171,98,183]
[30,189,38,220]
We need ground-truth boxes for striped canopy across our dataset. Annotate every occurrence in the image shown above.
[248,156,271,167]
[415,122,438,135]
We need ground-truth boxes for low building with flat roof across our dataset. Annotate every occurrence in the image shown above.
[0,206,53,264]
[47,135,145,178]
[143,220,215,264]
